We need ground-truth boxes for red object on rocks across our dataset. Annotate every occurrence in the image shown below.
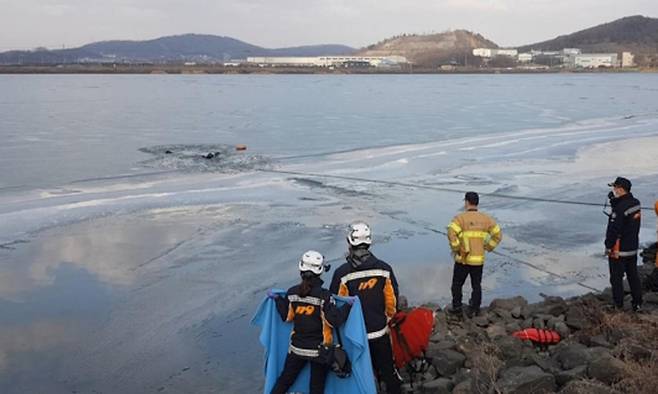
[512,328,561,345]
[389,307,435,369]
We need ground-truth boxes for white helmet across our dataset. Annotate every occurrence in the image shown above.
[298,250,325,275]
[347,221,372,247]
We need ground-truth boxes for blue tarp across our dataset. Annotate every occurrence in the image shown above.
[251,290,377,394]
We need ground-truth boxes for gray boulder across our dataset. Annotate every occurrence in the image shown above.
[547,316,563,330]
[426,340,456,357]
[564,308,586,330]
[491,308,514,322]
[555,365,587,386]
[587,347,612,360]
[552,342,591,370]
[538,296,568,317]
[428,330,443,343]
[431,349,466,376]
[421,377,453,394]
[472,315,490,327]
[451,368,472,385]
[554,322,570,339]
[451,380,471,394]
[587,352,625,384]
[490,296,529,311]
[497,365,556,394]
[530,353,559,374]
[486,324,507,339]
[588,335,612,349]
[532,317,546,329]
[506,322,522,333]
[495,336,525,360]
[644,292,658,304]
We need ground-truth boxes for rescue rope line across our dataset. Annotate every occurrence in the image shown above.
[425,227,601,293]
[325,228,601,293]
[258,169,655,211]
[258,168,606,292]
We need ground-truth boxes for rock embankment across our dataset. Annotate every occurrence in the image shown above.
[400,244,658,394]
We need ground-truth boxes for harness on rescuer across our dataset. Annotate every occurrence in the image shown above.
[388,307,437,383]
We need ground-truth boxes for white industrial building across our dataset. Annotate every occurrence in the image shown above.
[472,48,493,58]
[246,55,408,67]
[497,49,519,57]
[517,53,533,63]
[474,46,632,69]
[247,57,318,67]
[571,53,618,68]
[473,48,518,58]
[561,48,581,56]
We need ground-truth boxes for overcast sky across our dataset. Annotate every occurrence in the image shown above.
[1,0,657,51]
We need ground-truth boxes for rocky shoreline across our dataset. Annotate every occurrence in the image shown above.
[398,244,658,394]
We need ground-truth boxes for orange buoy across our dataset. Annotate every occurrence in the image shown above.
[512,328,561,345]
[235,144,247,151]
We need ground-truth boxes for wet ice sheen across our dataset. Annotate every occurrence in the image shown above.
[0,74,658,393]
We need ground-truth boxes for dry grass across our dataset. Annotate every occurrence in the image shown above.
[470,342,504,394]
[613,356,658,394]
[563,379,621,394]
[578,305,658,394]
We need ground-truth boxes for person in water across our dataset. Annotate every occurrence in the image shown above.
[270,250,352,394]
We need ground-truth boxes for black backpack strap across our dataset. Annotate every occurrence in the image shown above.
[335,324,344,347]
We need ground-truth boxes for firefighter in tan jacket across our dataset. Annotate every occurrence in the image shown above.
[447,192,502,317]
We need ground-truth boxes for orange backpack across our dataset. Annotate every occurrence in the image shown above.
[388,307,435,370]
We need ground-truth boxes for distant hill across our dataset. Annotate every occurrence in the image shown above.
[518,15,658,54]
[358,30,499,66]
[0,34,356,65]
[3,16,657,67]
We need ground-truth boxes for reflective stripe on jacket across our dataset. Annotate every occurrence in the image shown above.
[274,277,350,352]
[329,254,398,338]
[605,193,641,256]
[447,209,502,266]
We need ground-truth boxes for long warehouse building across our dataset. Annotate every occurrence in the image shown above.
[246,55,408,67]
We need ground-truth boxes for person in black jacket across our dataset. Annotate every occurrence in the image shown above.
[270,250,352,394]
[605,177,643,311]
[330,222,401,394]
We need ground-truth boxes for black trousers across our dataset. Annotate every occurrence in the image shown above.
[609,255,643,308]
[271,352,328,394]
[369,334,401,394]
[451,262,483,311]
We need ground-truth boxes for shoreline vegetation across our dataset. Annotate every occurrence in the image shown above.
[1,64,658,75]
